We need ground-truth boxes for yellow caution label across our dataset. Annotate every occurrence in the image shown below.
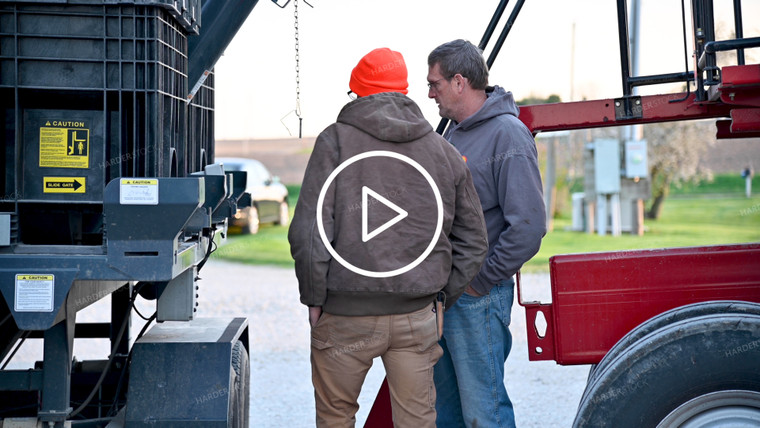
[120,178,159,205]
[15,274,55,312]
[121,179,158,185]
[43,177,86,193]
[39,123,90,169]
[17,274,54,281]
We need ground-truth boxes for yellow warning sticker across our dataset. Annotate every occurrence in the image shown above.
[15,274,55,312]
[17,274,54,281]
[39,123,90,169]
[120,178,159,205]
[121,179,158,185]
[43,177,86,194]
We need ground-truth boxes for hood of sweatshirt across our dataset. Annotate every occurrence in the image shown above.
[454,86,520,132]
[336,92,433,143]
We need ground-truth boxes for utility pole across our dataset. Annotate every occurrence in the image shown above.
[627,0,645,236]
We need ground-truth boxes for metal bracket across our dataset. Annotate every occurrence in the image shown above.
[614,96,643,121]
[157,268,197,322]
[37,410,73,424]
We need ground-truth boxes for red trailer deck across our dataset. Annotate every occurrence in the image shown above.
[520,243,760,365]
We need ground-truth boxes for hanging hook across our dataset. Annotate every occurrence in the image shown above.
[280,110,297,137]
[271,0,314,9]
[276,0,312,138]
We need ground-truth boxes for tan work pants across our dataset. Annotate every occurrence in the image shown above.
[310,304,442,428]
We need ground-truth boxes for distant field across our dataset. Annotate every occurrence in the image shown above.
[215,181,760,271]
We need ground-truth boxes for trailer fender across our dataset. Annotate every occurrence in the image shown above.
[125,317,250,427]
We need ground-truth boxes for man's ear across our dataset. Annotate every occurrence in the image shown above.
[453,73,467,93]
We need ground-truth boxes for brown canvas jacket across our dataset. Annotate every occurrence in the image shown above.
[289,92,488,316]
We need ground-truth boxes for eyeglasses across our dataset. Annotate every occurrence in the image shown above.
[427,77,449,91]
[347,90,358,100]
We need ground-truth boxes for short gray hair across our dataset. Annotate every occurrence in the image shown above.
[428,39,489,90]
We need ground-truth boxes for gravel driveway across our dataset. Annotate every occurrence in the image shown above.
[7,260,590,427]
[200,261,590,427]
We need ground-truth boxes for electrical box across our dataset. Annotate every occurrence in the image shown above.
[594,139,621,194]
[625,139,648,178]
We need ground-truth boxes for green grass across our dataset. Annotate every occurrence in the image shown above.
[211,225,294,267]
[215,181,760,271]
[285,184,302,205]
[523,196,760,271]
[211,184,300,267]
[671,174,758,196]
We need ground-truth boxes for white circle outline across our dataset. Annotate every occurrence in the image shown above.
[316,150,444,278]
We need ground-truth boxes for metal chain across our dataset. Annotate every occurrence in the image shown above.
[276,0,311,137]
[294,0,301,119]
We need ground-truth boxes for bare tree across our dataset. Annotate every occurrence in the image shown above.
[643,120,715,219]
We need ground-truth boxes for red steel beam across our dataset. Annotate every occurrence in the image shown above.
[716,119,760,139]
[730,108,760,133]
[519,64,760,135]
[720,64,760,87]
[518,92,735,134]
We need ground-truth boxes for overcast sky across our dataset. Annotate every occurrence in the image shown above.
[212,0,759,140]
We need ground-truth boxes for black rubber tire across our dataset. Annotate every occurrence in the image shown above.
[586,301,760,384]
[573,313,760,428]
[229,341,250,428]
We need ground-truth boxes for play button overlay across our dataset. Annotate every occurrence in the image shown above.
[362,186,408,242]
[317,150,443,278]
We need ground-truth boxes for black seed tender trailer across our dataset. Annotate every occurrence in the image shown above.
[0,1,258,426]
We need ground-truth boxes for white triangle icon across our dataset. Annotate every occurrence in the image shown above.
[362,186,408,242]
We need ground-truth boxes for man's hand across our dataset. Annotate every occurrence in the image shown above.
[464,284,483,297]
[309,306,323,327]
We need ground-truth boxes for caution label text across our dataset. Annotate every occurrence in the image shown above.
[39,123,90,169]
[15,274,55,312]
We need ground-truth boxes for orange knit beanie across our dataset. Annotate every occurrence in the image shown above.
[349,48,409,97]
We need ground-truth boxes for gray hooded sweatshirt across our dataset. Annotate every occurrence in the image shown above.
[444,86,546,295]
[289,92,488,316]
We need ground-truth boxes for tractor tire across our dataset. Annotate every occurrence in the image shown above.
[229,341,250,428]
[573,313,760,428]
[586,301,760,384]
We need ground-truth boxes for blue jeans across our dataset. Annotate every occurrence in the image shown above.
[434,280,515,428]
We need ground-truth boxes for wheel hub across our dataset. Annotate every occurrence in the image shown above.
[657,390,760,428]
